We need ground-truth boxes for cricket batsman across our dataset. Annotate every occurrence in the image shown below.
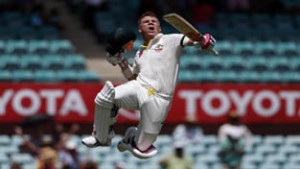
[82,11,217,159]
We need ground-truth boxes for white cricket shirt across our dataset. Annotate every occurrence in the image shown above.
[132,33,188,96]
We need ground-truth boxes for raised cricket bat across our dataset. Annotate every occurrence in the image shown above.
[163,13,219,56]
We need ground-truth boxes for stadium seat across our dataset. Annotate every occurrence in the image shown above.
[34,70,57,82]
[0,135,11,145]
[290,57,300,71]
[178,70,195,82]
[268,57,289,72]
[42,55,64,70]
[28,40,50,55]
[11,153,35,164]
[0,154,9,164]
[278,144,299,156]
[5,40,28,55]
[0,40,5,54]
[0,55,21,71]
[234,41,255,56]
[56,70,78,82]
[12,70,34,82]
[245,56,268,72]
[20,54,42,71]
[0,71,12,82]
[37,26,59,39]
[259,162,281,169]
[0,145,19,155]
[282,162,300,169]
[277,42,298,56]
[264,135,285,147]
[50,40,74,54]
[214,40,233,55]
[242,153,264,166]
[259,71,281,83]
[194,70,215,82]
[222,56,245,71]
[255,144,277,155]
[237,71,260,83]
[202,57,223,71]
[265,154,287,165]
[196,153,219,166]
[255,41,277,56]
[214,70,238,82]
[64,54,86,70]
[76,71,100,82]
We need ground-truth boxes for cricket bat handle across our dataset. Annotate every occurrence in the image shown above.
[208,48,219,56]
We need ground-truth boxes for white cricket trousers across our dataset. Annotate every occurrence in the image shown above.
[114,80,172,134]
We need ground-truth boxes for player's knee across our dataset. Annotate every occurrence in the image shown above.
[95,81,116,107]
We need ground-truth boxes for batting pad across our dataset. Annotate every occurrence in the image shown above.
[94,81,117,145]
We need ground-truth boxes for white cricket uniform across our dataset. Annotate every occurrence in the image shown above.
[114,33,188,134]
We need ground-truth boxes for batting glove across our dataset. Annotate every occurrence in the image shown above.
[194,33,218,55]
[106,51,125,66]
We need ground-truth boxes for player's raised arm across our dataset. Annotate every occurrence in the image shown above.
[105,28,137,80]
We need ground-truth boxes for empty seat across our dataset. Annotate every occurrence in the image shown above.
[255,144,277,155]
[28,40,50,55]
[234,41,255,56]
[214,71,238,82]
[178,70,195,82]
[5,40,28,55]
[214,41,233,55]
[202,57,223,71]
[64,54,86,70]
[237,71,260,83]
[223,56,245,71]
[56,70,78,82]
[268,57,289,72]
[0,55,21,71]
[76,71,100,82]
[20,54,42,71]
[279,145,299,156]
[255,41,276,56]
[242,153,264,165]
[11,153,35,164]
[34,70,57,82]
[0,71,12,82]
[42,55,64,70]
[12,70,34,82]
[290,57,300,71]
[50,40,74,54]
[277,42,298,56]
[246,56,268,72]
[195,70,215,82]
[259,71,281,83]
[264,135,285,147]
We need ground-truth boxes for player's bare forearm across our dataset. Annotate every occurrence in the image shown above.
[118,60,136,80]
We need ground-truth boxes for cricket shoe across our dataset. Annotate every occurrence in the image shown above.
[117,127,158,159]
[81,130,115,147]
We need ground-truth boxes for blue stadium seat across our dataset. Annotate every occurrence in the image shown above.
[5,40,28,55]
[64,54,86,70]
[277,42,298,56]
[56,70,78,82]
[28,40,50,55]
[281,72,300,83]
[259,71,281,83]
[42,55,64,70]
[238,71,260,83]
[234,41,255,56]
[290,57,300,71]
[255,41,277,56]
[49,40,74,54]
[202,57,223,71]
[245,56,268,72]
[12,70,34,82]
[268,57,289,72]
[0,71,11,82]
[222,56,245,71]
[214,41,233,55]
[20,54,42,71]
[0,54,21,71]
[34,70,57,82]
[215,71,238,82]
[76,71,100,82]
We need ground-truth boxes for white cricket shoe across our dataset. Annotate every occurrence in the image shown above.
[81,130,115,147]
[117,127,158,159]
[81,136,102,148]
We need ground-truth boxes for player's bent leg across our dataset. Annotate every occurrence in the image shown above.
[117,127,158,159]
[82,81,118,147]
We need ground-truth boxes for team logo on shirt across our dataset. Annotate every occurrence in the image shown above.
[154,44,164,52]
